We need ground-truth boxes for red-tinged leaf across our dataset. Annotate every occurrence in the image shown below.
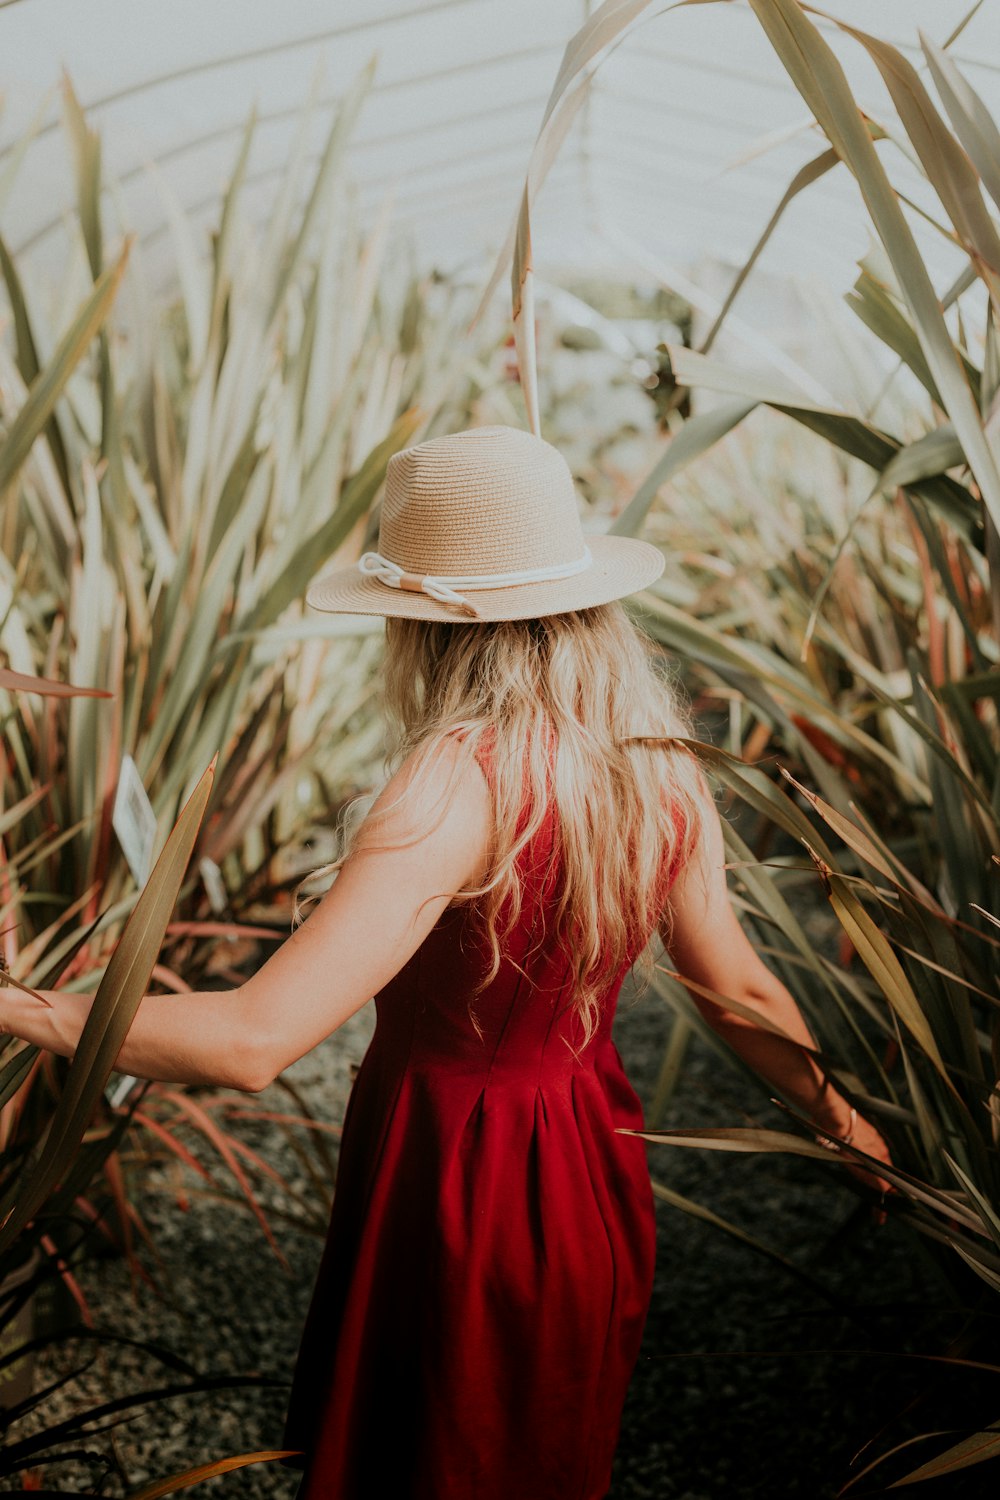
[220,1107,342,1136]
[39,1231,94,1328]
[0,781,54,837]
[164,920,284,941]
[788,714,866,783]
[102,1149,135,1278]
[837,929,855,968]
[74,1187,161,1294]
[17,880,102,977]
[156,1089,288,1269]
[149,962,193,994]
[0,965,54,1007]
[221,1134,300,1195]
[0,757,218,1253]
[0,666,113,699]
[124,1450,304,1500]
[131,1110,214,1182]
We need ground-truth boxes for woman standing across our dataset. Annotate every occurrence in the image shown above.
[5,425,892,1499]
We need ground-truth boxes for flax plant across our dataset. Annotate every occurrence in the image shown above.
[0,63,488,1487]
[480,0,1000,1483]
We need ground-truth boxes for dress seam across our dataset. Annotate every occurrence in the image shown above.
[482,888,542,1093]
[535,954,574,1092]
[354,948,421,1226]
[573,1078,622,1500]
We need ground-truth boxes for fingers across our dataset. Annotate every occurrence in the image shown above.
[844,1154,897,1223]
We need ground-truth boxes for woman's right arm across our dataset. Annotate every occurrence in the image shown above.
[2,735,492,1093]
[658,792,894,1193]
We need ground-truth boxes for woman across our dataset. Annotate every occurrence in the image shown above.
[6,425,892,1499]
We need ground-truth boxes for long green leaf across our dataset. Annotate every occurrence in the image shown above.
[888,1416,1000,1487]
[0,755,217,1252]
[250,407,424,629]
[635,1121,983,1226]
[472,0,654,328]
[610,400,755,537]
[661,343,977,537]
[698,145,841,355]
[0,243,129,499]
[922,33,1000,217]
[748,0,1000,536]
[266,56,376,326]
[821,868,950,1079]
[836,22,1000,299]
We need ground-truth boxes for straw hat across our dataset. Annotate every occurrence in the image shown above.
[306,425,664,624]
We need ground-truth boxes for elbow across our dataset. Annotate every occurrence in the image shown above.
[236,1043,281,1094]
[226,991,280,1093]
[237,1062,274,1095]
[692,975,780,1031]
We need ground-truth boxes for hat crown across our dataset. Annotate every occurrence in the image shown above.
[379,425,586,577]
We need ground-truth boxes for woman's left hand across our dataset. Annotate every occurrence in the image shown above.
[841,1112,895,1195]
[815,1104,897,1221]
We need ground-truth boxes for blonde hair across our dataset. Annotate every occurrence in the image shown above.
[293,602,711,1046]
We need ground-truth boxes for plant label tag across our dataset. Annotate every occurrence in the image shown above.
[200,856,228,914]
[106,1074,141,1110]
[112,754,157,889]
[107,756,157,1111]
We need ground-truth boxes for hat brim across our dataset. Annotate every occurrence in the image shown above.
[305,536,665,623]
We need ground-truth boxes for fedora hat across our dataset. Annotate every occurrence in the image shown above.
[305,424,665,623]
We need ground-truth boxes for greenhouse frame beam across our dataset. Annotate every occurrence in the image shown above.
[138,139,566,252]
[11,89,550,255]
[32,0,480,115]
[0,34,566,171]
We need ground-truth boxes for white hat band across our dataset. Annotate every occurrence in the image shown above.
[357,547,594,620]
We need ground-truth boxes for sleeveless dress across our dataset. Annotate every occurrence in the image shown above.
[280,730,686,1500]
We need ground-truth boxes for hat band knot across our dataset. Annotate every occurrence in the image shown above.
[357,547,594,620]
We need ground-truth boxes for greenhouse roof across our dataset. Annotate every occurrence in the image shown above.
[1,0,999,323]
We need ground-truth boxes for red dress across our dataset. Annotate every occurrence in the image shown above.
[281,732,685,1499]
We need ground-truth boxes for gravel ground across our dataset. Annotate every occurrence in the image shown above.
[6,892,992,1498]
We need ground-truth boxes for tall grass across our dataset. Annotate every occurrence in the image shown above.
[0,64,494,1489]
[480,0,1000,1485]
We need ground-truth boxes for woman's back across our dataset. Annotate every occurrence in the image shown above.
[282,730,682,1500]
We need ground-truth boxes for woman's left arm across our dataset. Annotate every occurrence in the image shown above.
[659,791,894,1193]
[2,736,492,1093]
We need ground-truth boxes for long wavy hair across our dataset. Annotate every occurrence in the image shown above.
[293,601,712,1046]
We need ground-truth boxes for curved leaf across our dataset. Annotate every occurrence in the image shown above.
[0,756,217,1253]
[0,242,129,498]
[125,1450,303,1500]
[0,668,112,700]
[748,0,1000,535]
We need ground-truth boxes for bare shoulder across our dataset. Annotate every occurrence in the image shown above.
[353,730,492,874]
[238,734,494,1074]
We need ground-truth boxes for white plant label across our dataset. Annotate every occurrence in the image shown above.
[108,754,158,1108]
[112,754,157,889]
[200,856,228,914]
